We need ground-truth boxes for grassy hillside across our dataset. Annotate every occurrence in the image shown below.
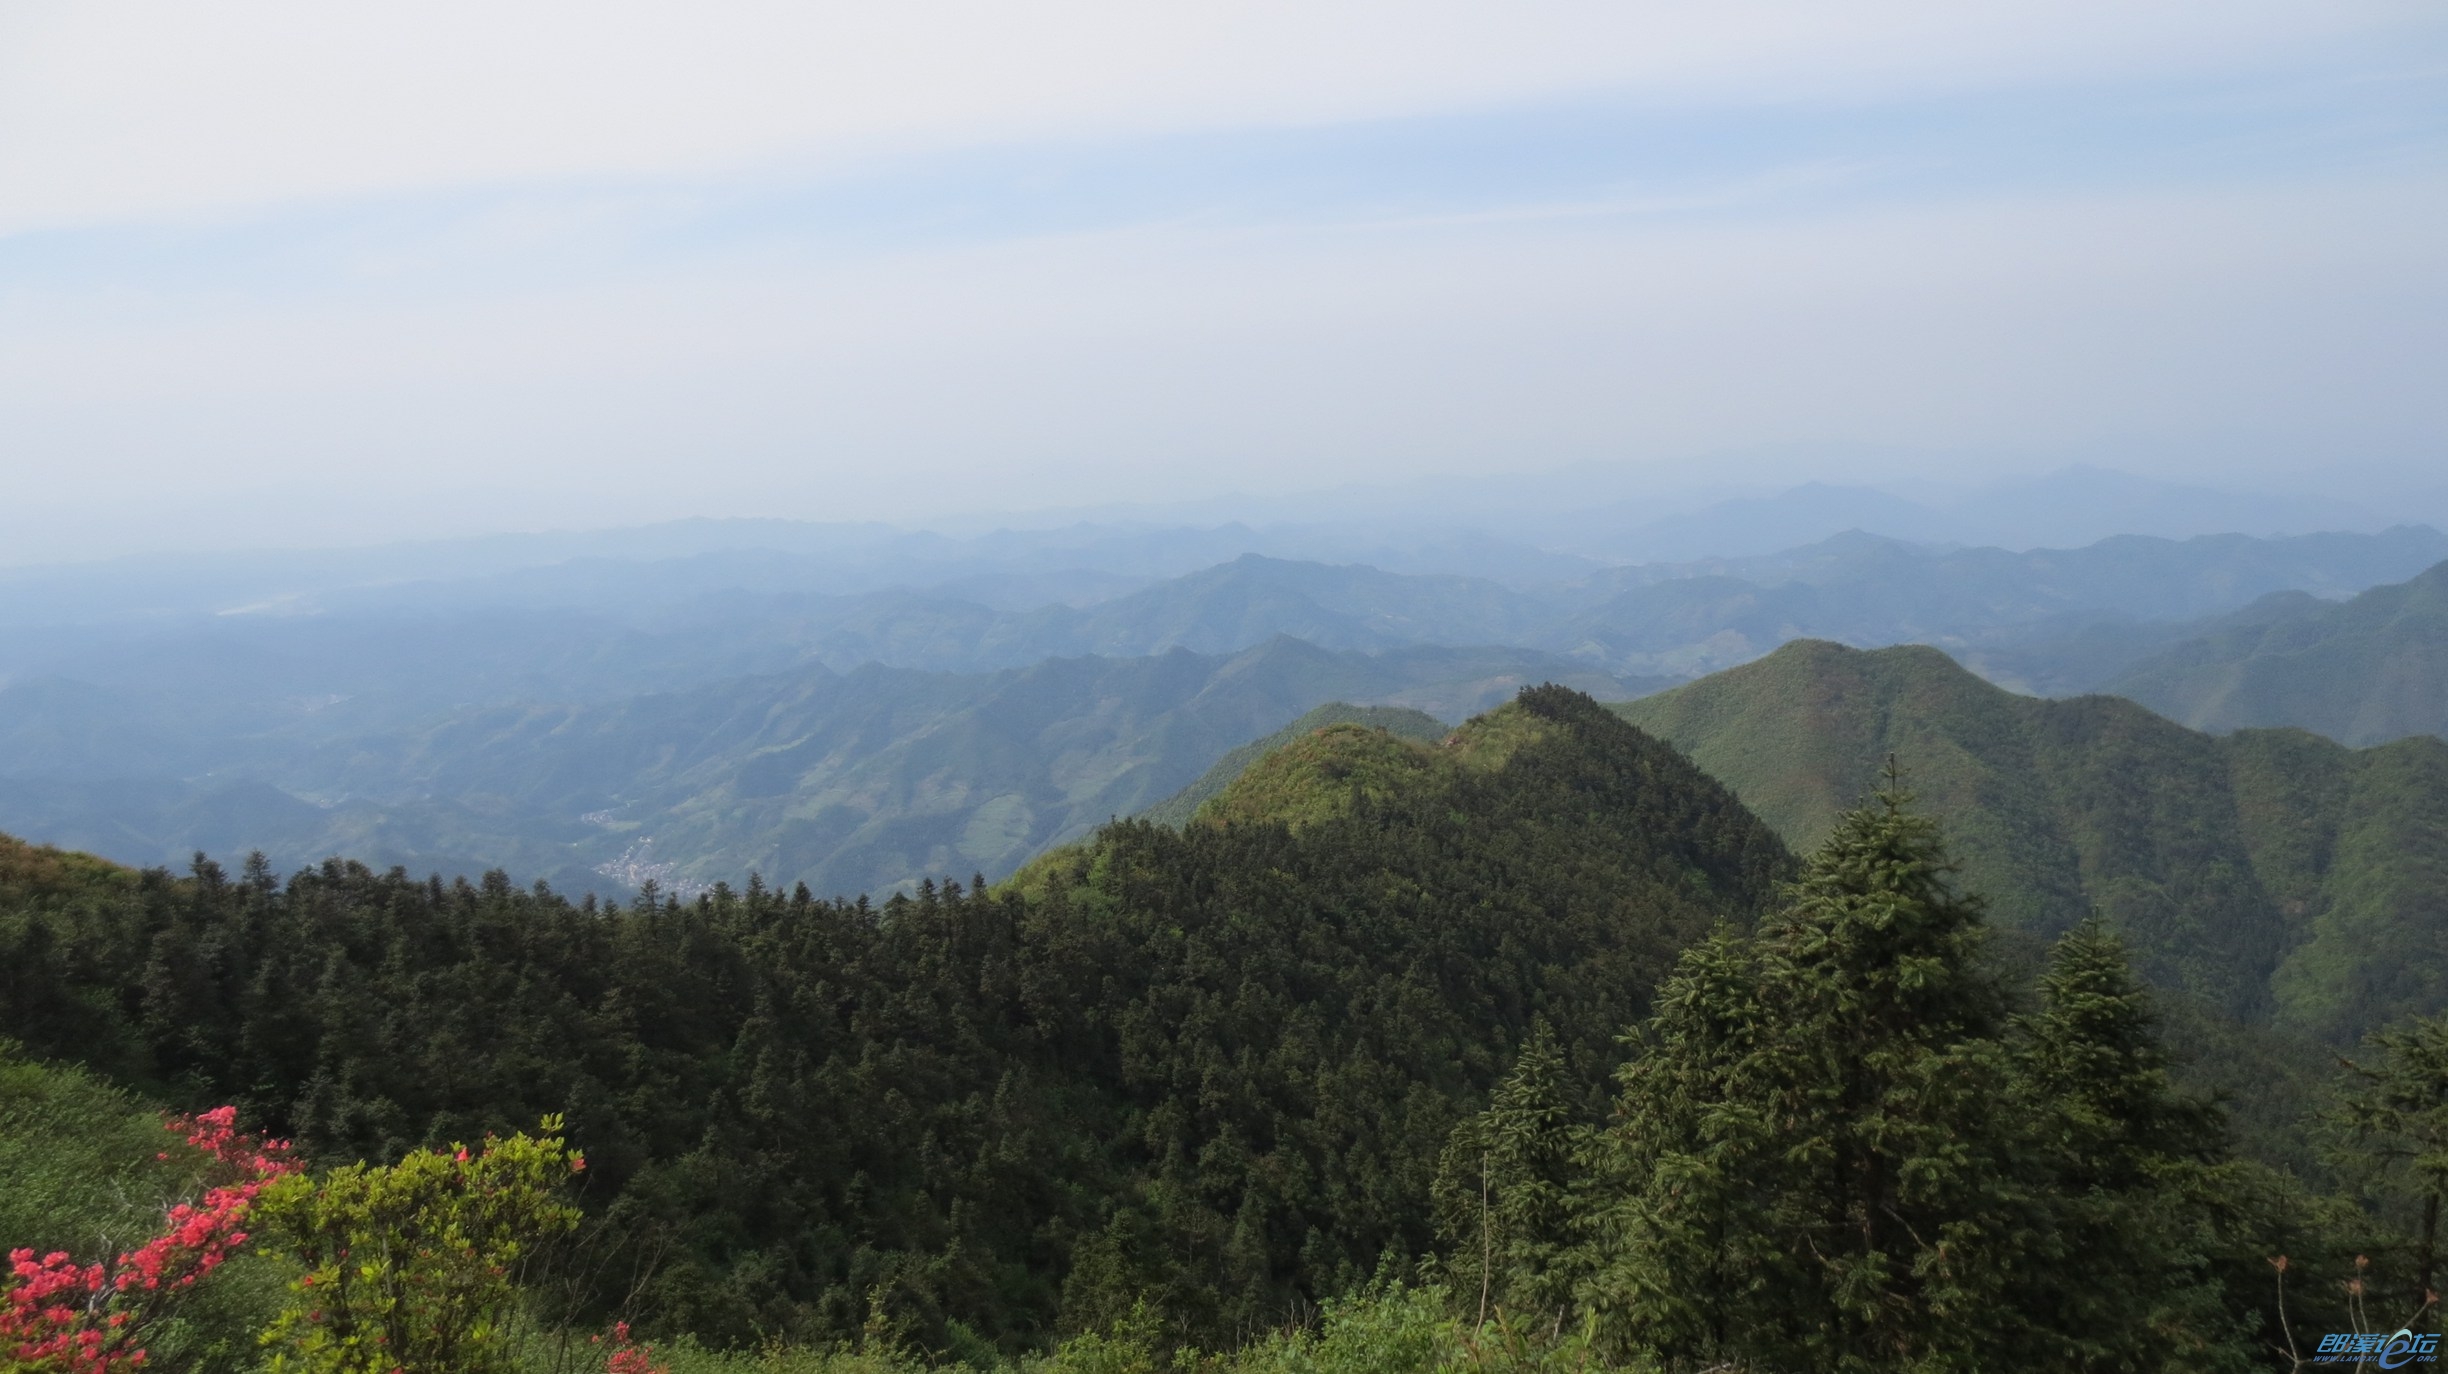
[1617,639,2448,1042]
[0,1026,288,1372]
[1136,702,1449,828]
[2111,558,2448,745]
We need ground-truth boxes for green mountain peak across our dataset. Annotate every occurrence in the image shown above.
[1135,701,1450,829]
[1188,696,1580,829]
[1194,719,1455,831]
[1616,636,2448,1043]
[1614,638,2012,849]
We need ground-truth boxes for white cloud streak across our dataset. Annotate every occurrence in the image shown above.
[0,0,2433,231]
[2,170,2437,549]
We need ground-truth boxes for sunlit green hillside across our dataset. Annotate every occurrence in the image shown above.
[1618,638,2448,1042]
[2112,558,2448,746]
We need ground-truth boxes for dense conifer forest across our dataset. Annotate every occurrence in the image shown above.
[6,683,2447,1371]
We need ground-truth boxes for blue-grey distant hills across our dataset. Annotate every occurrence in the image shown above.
[337,523,2448,681]
[17,526,2435,752]
[1526,464,2403,562]
[0,638,1644,900]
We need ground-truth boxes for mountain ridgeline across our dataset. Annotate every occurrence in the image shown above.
[1617,638,2448,1045]
[6,526,2445,906]
[1134,702,1450,828]
[0,639,1640,902]
[2109,557,2448,746]
[0,686,1787,1348]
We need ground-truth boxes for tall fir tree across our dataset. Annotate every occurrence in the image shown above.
[1432,1021,1582,1331]
[1575,925,1778,1359]
[2013,918,2253,1371]
[2331,1014,2448,1319]
[1581,783,2056,1372]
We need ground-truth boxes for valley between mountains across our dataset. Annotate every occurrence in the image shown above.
[4,525,2443,903]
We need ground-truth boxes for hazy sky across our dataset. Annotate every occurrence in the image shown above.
[2,1,2444,560]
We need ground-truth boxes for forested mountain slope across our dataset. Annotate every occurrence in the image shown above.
[1616,639,2448,1041]
[0,687,1787,1350]
[2108,558,2448,746]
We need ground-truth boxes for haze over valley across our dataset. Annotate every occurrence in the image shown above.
[4,464,2443,899]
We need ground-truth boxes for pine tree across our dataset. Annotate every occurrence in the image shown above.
[1575,925,1776,1359]
[1432,1022,1581,1330]
[2015,918,2251,1370]
[1581,783,2054,1372]
[2023,918,2218,1179]
[2332,1014,2448,1317]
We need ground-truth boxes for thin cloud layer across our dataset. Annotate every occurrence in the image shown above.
[1,0,2428,230]
[0,2,2441,559]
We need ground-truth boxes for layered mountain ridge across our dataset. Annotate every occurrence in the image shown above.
[3,523,2442,901]
[1616,639,2448,1043]
[0,638,1642,899]
[2108,559,2448,745]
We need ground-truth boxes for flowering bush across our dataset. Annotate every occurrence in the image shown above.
[592,1321,670,1374]
[1,1106,296,1374]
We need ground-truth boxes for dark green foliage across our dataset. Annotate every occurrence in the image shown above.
[2021,920,2219,1199]
[1430,1024,1581,1329]
[0,689,1788,1353]
[1578,794,2271,1372]
[2328,1016,2448,1315]
[1004,688,1787,1340]
[2011,921,2268,1371]
[1581,788,2049,1371]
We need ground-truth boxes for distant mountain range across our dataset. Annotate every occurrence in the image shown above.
[8,465,2423,627]
[2,513,2443,899]
[1551,466,2403,563]
[962,463,2427,565]
[0,639,1642,899]
[10,525,2435,704]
